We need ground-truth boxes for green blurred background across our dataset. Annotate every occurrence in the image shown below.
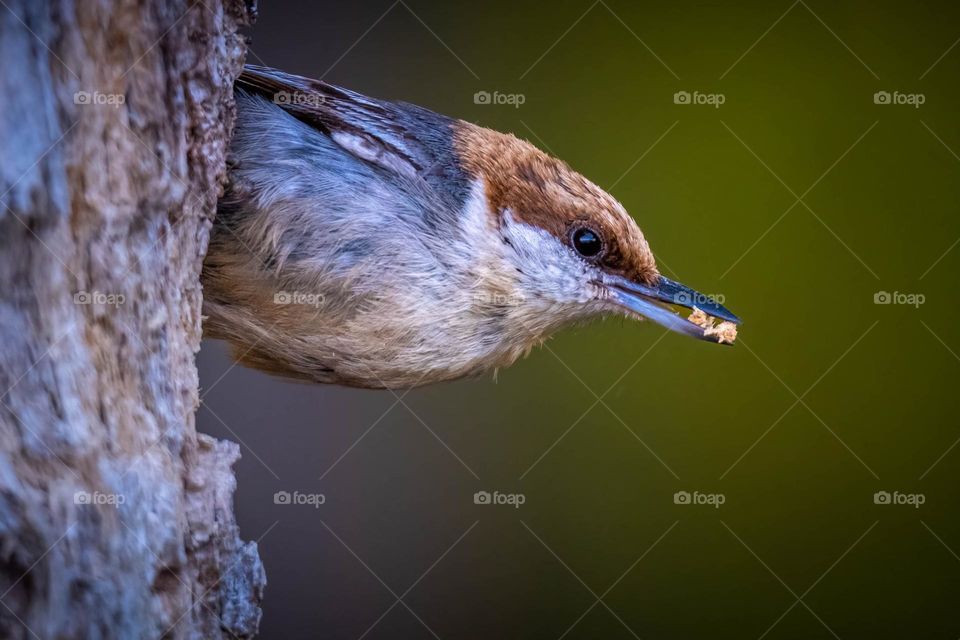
[198,1,960,637]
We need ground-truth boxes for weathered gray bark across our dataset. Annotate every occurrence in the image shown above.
[0,0,263,638]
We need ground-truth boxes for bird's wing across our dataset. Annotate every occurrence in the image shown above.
[238,65,440,181]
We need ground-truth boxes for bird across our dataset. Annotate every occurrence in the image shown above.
[201,65,740,389]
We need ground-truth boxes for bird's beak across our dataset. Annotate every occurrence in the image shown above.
[603,274,741,344]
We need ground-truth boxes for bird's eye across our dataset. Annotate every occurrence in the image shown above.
[571,227,603,258]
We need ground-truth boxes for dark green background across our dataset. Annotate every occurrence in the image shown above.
[198,1,960,637]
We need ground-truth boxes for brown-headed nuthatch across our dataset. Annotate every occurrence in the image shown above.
[202,65,741,389]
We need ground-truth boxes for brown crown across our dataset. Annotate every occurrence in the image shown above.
[453,121,658,285]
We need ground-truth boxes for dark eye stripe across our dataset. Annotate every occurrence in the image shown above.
[572,227,603,258]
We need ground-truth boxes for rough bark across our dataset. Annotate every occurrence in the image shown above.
[0,0,263,638]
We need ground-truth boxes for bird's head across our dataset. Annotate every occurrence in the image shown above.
[454,121,740,343]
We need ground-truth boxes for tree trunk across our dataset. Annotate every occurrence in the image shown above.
[0,0,263,638]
